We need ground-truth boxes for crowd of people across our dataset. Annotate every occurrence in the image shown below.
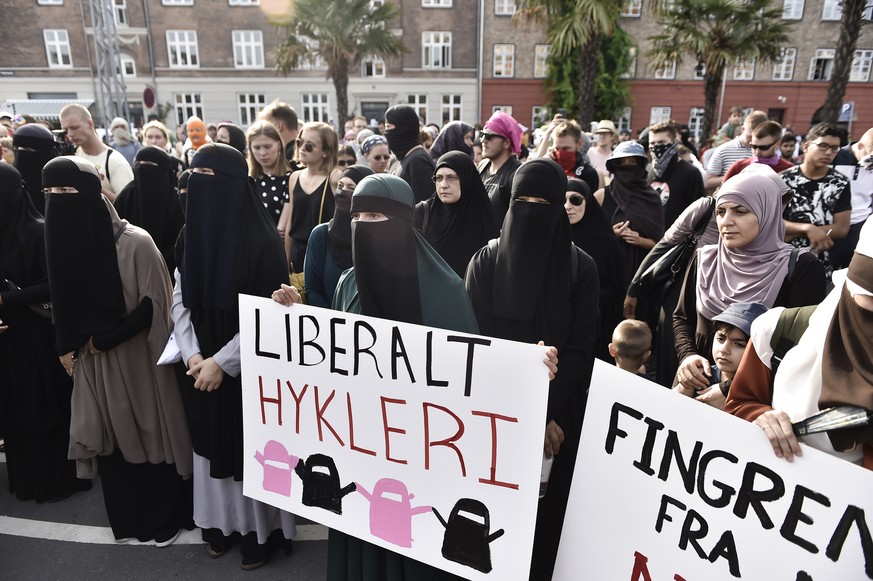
[1,101,872,580]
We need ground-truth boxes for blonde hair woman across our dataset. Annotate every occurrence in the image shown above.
[281,121,340,273]
[141,120,172,153]
[246,121,291,230]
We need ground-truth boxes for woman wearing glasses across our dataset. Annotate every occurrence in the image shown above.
[360,134,392,174]
[246,121,291,231]
[302,164,373,308]
[414,151,500,278]
[336,145,357,170]
[281,122,341,274]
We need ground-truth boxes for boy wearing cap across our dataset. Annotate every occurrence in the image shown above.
[675,301,767,410]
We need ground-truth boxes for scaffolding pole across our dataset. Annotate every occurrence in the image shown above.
[89,0,130,129]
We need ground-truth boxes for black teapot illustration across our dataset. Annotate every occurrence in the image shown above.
[294,453,355,514]
[433,498,504,573]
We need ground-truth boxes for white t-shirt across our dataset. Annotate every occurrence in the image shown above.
[75,146,134,196]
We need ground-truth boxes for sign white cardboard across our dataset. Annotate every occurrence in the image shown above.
[553,361,873,581]
[239,296,550,579]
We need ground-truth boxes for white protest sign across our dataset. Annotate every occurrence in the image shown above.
[239,295,549,579]
[554,361,873,581]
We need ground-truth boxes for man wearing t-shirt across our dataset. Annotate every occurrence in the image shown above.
[781,122,851,278]
[478,110,523,224]
[723,120,794,182]
[59,103,133,203]
[829,127,873,269]
[704,110,768,190]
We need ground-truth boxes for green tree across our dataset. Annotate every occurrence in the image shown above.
[516,0,620,126]
[272,0,404,129]
[648,0,792,140]
[594,26,634,123]
[819,0,870,124]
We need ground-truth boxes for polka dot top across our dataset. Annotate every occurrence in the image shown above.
[252,172,291,226]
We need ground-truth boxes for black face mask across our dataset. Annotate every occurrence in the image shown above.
[613,164,647,180]
[650,143,673,160]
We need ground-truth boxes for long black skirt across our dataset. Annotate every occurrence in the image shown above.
[4,425,81,502]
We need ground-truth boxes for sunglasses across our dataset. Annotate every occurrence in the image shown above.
[480,132,504,141]
[370,154,390,161]
[566,193,585,206]
[749,142,777,151]
[296,139,319,153]
[337,159,353,166]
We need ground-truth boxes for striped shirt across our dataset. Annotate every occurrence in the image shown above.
[705,138,752,178]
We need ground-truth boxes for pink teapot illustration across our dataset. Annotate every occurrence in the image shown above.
[356,478,431,548]
[254,440,300,497]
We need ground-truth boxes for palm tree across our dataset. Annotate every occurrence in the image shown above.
[648,0,792,141]
[819,0,869,124]
[515,0,620,126]
[272,0,404,129]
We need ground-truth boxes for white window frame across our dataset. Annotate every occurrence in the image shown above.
[238,93,265,126]
[495,0,516,15]
[166,30,199,68]
[653,59,675,79]
[362,57,386,78]
[301,93,330,123]
[772,47,796,80]
[229,0,259,5]
[44,29,72,68]
[120,54,136,77]
[162,0,193,4]
[622,47,637,79]
[733,57,756,80]
[441,94,462,125]
[493,44,515,78]
[821,0,841,20]
[174,92,203,126]
[865,0,873,20]
[616,107,632,133]
[649,107,672,126]
[533,44,549,79]
[688,107,705,140]
[532,106,548,131]
[422,31,451,69]
[407,94,428,122]
[232,30,264,69]
[809,48,835,81]
[850,49,873,82]
[113,0,128,27]
[620,0,642,17]
[422,0,452,6]
[38,0,63,4]
[491,105,513,116]
[782,0,804,19]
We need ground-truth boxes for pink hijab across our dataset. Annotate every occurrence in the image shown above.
[696,171,794,320]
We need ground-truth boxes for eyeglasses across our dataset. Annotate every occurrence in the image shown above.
[370,154,390,161]
[432,174,460,184]
[296,139,319,153]
[566,193,585,206]
[337,159,353,166]
[809,141,841,154]
[479,132,504,141]
[749,142,777,151]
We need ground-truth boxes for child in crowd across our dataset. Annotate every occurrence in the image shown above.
[674,301,767,409]
[609,320,653,378]
[718,106,744,141]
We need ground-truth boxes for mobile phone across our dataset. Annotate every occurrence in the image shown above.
[557,108,568,118]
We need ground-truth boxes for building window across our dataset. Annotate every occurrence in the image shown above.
[162,0,193,4]
[693,59,706,79]
[441,94,462,125]
[649,107,672,126]
[238,93,265,126]
[782,0,804,19]
[653,59,675,79]
[809,48,835,81]
[865,0,873,20]
[302,93,329,123]
[495,0,516,15]
[422,0,451,6]
[422,32,451,69]
[620,0,642,17]
[534,44,549,78]
[850,49,873,82]
[616,107,632,133]
[175,93,203,126]
[407,94,427,121]
[44,29,72,68]
[688,107,705,140]
[733,57,755,80]
[532,106,548,130]
[113,0,128,26]
[229,0,259,4]
[821,0,841,20]
[362,57,386,78]
[772,47,796,80]
[492,105,513,116]
[622,47,637,79]
[38,0,63,4]
[167,30,199,68]
[493,44,515,78]
[232,30,264,68]
[120,54,136,77]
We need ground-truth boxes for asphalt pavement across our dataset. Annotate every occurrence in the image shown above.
[0,453,329,580]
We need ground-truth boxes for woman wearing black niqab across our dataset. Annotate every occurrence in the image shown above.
[171,143,295,569]
[0,164,84,503]
[114,145,185,274]
[465,158,599,581]
[414,151,500,278]
[12,122,64,214]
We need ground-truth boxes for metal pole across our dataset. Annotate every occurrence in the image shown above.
[716,61,728,130]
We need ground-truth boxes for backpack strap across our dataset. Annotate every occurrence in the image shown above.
[769,304,817,378]
[787,247,800,282]
[104,148,113,185]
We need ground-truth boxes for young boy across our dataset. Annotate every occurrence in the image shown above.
[609,320,653,378]
[717,106,744,141]
[674,302,767,409]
